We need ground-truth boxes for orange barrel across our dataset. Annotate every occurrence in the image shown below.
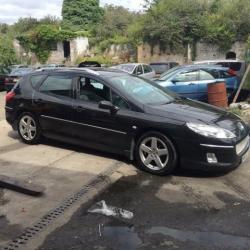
[207,82,228,108]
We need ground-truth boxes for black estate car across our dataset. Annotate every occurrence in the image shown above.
[5,68,250,175]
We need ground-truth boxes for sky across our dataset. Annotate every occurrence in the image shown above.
[0,0,145,24]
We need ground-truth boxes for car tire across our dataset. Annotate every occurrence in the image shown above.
[135,131,177,176]
[17,112,42,145]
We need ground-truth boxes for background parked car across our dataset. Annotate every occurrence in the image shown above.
[79,61,101,67]
[150,62,179,76]
[0,66,10,91]
[5,67,34,92]
[111,63,156,79]
[155,65,239,102]
[194,59,247,80]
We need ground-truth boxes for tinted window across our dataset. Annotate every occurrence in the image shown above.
[228,62,242,71]
[143,65,152,73]
[112,91,130,110]
[30,75,45,88]
[109,75,175,105]
[78,77,110,103]
[135,65,143,75]
[173,70,198,82]
[39,75,72,98]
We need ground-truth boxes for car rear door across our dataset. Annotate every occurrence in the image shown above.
[71,75,135,155]
[142,65,155,79]
[32,72,75,137]
[168,69,200,100]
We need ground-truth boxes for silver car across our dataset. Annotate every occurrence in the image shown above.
[111,63,156,79]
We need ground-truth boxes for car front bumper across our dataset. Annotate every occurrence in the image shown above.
[178,135,250,172]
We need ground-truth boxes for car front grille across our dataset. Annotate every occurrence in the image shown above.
[236,135,250,155]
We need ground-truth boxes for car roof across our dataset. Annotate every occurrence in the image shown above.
[31,67,128,78]
[175,64,228,70]
[194,59,245,63]
[150,62,177,65]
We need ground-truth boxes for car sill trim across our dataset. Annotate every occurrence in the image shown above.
[41,115,127,135]
[200,144,234,149]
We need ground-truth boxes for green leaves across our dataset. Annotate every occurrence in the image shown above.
[132,0,250,53]
[0,35,17,66]
[62,0,103,31]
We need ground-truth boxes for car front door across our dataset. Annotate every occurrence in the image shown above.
[142,65,155,79]
[71,75,135,155]
[168,69,200,100]
[33,73,75,137]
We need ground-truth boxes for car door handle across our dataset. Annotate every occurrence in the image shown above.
[188,83,195,85]
[73,106,86,112]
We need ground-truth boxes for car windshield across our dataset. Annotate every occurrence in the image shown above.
[114,64,135,73]
[109,75,176,105]
[158,66,180,80]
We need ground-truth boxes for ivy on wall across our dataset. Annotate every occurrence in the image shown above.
[16,25,86,63]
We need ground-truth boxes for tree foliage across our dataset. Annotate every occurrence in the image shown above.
[62,0,103,31]
[0,35,17,66]
[91,5,140,51]
[132,0,250,52]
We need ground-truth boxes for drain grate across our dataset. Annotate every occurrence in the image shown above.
[2,162,121,250]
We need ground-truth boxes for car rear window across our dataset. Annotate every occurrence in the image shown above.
[30,75,45,88]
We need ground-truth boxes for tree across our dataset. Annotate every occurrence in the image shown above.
[62,0,103,31]
[137,0,207,52]
[13,17,39,34]
[0,35,17,66]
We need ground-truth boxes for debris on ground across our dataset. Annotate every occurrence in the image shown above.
[88,200,134,220]
[0,175,45,196]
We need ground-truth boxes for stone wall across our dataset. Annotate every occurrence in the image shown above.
[103,44,137,64]
[195,41,247,61]
[137,42,247,64]
[47,42,65,64]
[137,44,187,64]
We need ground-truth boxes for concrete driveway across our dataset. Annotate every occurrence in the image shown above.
[0,91,250,250]
[0,91,126,248]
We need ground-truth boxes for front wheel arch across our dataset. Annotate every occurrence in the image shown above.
[134,131,178,176]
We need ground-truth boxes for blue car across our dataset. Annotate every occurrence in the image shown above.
[155,65,239,102]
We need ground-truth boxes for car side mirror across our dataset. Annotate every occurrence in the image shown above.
[99,101,119,114]
[171,79,178,84]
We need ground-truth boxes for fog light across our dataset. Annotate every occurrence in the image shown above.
[207,153,218,164]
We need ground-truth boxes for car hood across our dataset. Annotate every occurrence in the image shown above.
[145,98,249,138]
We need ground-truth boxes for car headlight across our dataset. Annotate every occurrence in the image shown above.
[186,122,236,139]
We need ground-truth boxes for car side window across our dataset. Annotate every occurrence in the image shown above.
[78,77,111,103]
[39,75,73,98]
[199,70,217,80]
[135,65,143,75]
[111,91,130,110]
[143,65,152,73]
[173,70,198,82]
[30,75,46,88]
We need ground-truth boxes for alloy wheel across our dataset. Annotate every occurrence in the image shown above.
[19,115,37,141]
[139,137,169,171]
